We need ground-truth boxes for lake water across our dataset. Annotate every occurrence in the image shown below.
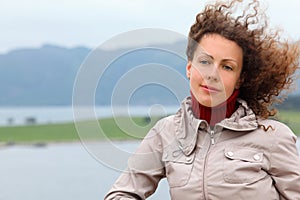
[1,140,300,200]
[0,141,170,200]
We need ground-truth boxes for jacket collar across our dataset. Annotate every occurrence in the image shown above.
[219,98,258,131]
[174,97,258,156]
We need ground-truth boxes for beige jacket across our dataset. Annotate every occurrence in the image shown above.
[105,97,300,199]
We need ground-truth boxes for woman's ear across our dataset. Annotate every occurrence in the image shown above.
[186,61,192,79]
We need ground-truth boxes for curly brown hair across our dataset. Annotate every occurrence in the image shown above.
[186,0,300,119]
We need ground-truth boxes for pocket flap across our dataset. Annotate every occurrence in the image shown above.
[224,147,263,163]
[162,149,195,164]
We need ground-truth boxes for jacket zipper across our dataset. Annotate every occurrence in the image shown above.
[210,130,215,145]
[202,129,215,200]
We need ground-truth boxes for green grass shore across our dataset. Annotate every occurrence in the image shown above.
[0,111,299,145]
[0,116,160,145]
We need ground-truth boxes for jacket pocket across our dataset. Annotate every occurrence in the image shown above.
[162,150,195,188]
[223,146,267,184]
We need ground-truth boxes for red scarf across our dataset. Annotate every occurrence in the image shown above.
[191,90,239,126]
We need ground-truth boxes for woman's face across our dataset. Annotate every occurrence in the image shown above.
[186,34,243,107]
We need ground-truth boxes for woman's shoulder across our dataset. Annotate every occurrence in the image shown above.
[257,118,297,141]
[151,114,176,133]
[151,100,190,133]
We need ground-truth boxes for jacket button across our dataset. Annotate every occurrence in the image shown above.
[186,156,193,162]
[253,154,260,161]
[227,151,234,157]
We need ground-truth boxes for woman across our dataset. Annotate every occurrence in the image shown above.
[105,0,300,199]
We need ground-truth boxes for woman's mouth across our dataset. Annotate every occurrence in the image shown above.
[200,85,221,93]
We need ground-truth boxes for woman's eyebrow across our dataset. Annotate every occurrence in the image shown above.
[197,46,240,65]
[198,51,214,59]
[223,58,239,64]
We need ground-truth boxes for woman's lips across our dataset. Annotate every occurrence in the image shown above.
[200,85,221,93]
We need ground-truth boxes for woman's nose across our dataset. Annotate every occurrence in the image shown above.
[204,65,219,82]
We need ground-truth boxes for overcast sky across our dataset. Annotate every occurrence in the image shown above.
[1,0,299,54]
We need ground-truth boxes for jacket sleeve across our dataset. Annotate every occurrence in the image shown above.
[104,121,166,200]
[269,123,300,199]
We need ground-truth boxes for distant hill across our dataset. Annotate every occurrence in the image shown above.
[0,42,299,108]
[0,44,90,105]
[0,42,189,106]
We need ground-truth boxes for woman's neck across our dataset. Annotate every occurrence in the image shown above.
[191,90,239,126]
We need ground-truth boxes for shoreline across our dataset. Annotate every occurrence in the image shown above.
[0,138,142,149]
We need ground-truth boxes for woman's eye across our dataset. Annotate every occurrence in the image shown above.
[199,60,210,65]
[223,65,233,71]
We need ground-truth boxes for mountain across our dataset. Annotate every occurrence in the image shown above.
[0,42,189,106]
[0,43,299,107]
[0,44,90,105]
